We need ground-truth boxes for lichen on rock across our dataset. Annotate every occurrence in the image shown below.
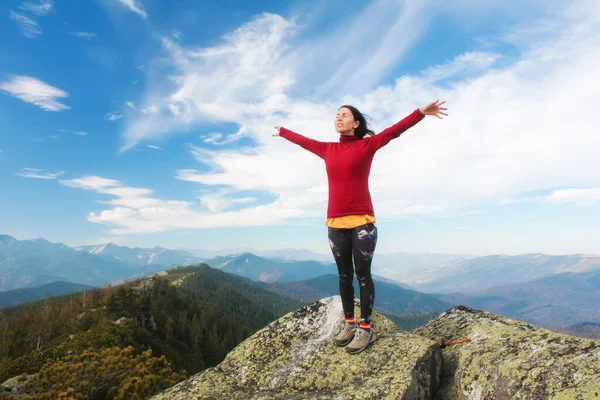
[151,296,442,399]
[414,305,600,400]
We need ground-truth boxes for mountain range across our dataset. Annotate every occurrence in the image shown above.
[75,243,200,267]
[397,253,600,294]
[437,268,600,328]
[0,234,199,291]
[0,281,95,307]
[3,233,600,335]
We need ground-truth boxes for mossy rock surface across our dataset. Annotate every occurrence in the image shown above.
[414,305,600,400]
[151,296,441,399]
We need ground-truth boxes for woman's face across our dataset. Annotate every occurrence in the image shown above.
[335,107,360,135]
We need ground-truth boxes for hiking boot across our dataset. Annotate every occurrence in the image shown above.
[346,327,376,354]
[333,324,356,346]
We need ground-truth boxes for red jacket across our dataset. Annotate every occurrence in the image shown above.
[279,108,424,218]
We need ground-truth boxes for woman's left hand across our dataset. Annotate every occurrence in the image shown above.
[420,99,448,119]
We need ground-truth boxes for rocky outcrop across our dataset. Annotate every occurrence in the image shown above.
[151,300,600,399]
[414,305,600,399]
[151,296,442,399]
[1,373,36,395]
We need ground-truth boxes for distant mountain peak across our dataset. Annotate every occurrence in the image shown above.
[0,234,17,244]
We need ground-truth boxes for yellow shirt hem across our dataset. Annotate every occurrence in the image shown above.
[325,215,376,229]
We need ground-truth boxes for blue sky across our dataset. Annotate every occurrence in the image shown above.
[1,0,599,256]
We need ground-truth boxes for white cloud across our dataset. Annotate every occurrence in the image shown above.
[105,112,123,121]
[61,176,121,191]
[504,188,600,206]
[0,76,69,111]
[421,52,500,82]
[9,11,41,38]
[125,101,135,109]
[16,168,64,180]
[58,129,88,136]
[10,1,53,38]
[59,175,295,234]
[547,188,600,205]
[63,1,600,235]
[197,189,257,213]
[146,144,161,150]
[114,0,147,19]
[141,105,158,114]
[201,129,245,145]
[302,0,433,96]
[32,134,60,142]
[69,31,97,40]
[120,12,295,150]
[19,0,53,16]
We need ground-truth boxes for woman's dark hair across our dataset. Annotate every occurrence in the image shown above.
[339,105,375,139]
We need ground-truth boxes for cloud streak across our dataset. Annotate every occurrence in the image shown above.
[16,168,64,180]
[10,0,53,38]
[0,76,69,111]
[19,0,53,16]
[9,11,41,38]
[105,112,123,121]
[69,31,97,40]
[114,0,147,19]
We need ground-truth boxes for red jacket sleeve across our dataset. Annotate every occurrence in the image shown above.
[279,127,328,158]
[365,108,425,151]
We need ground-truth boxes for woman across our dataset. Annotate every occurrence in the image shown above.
[274,100,447,354]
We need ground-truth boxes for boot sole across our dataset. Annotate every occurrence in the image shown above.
[334,337,353,347]
[346,332,377,354]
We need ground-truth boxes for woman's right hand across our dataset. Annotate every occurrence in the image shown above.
[273,125,281,136]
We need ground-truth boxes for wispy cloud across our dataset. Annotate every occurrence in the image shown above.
[58,129,88,136]
[10,0,53,38]
[105,112,123,121]
[9,11,41,38]
[59,175,297,234]
[421,52,500,82]
[61,1,600,235]
[69,31,97,40]
[31,135,59,143]
[0,76,69,111]
[120,13,294,150]
[19,0,53,16]
[141,105,158,114]
[201,130,245,145]
[16,168,64,180]
[502,188,600,206]
[146,144,161,150]
[114,0,147,19]
[125,101,135,109]
[301,0,433,96]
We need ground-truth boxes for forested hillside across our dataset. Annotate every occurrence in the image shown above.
[0,264,302,399]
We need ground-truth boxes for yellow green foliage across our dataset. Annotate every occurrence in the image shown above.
[12,346,185,400]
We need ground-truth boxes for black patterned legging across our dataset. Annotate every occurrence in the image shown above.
[328,223,377,324]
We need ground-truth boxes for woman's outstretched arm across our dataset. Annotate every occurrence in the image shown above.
[273,125,328,158]
[367,99,448,151]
